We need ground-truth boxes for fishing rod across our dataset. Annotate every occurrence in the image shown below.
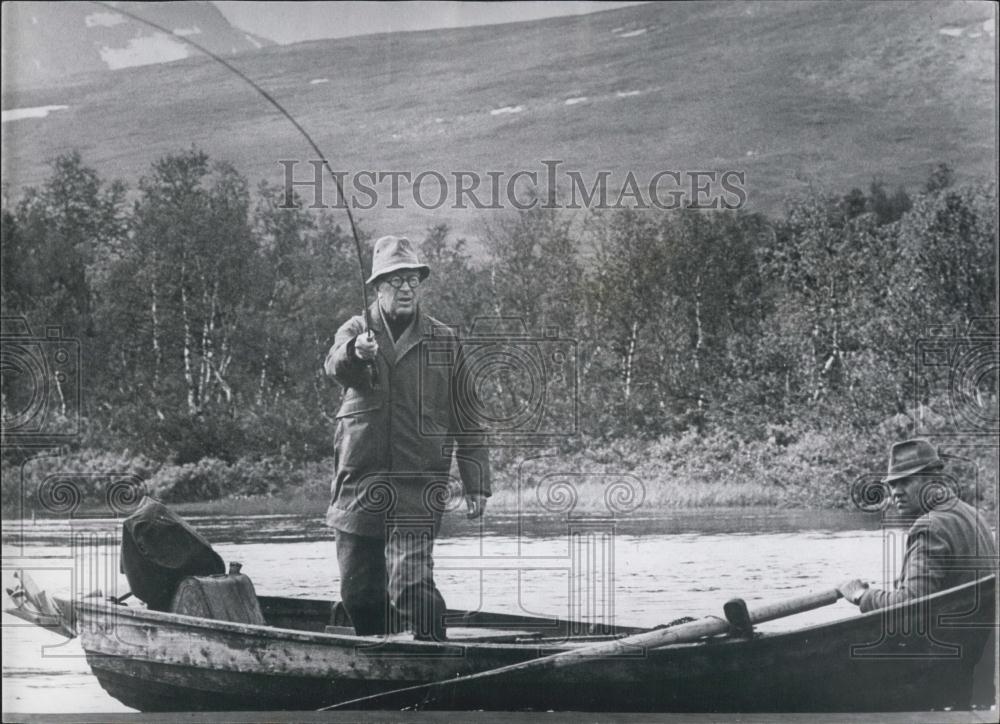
[92,1,378,384]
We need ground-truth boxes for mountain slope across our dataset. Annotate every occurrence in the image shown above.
[1,1,271,86]
[1,1,994,240]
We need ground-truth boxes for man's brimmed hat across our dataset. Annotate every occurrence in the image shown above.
[366,235,430,284]
[882,438,943,483]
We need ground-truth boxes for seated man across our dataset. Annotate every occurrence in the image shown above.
[838,438,997,612]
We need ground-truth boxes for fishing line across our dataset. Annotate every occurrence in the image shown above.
[91,1,375,339]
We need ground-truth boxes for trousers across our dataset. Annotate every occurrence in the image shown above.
[335,523,447,641]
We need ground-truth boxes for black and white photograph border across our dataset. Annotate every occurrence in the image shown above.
[1,1,997,721]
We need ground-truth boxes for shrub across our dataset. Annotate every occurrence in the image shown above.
[147,458,230,502]
[0,449,159,514]
[145,456,327,503]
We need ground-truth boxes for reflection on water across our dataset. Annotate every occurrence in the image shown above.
[2,509,901,713]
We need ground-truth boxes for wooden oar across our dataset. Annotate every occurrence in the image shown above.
[321,587,842,711]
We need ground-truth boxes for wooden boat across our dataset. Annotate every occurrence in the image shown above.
[6,573,996,712]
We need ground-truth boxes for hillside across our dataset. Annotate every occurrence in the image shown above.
[1,0,995,241]
[0,1,270,87]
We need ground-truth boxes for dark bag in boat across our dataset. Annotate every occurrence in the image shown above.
[170,562,266,625]
[121,496,224,611]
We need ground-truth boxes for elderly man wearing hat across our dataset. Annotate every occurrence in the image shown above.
[324,235,491,641]
[838,438,996,612]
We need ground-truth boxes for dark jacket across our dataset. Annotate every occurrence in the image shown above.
[859,496,997,612]
[324,303,491,536]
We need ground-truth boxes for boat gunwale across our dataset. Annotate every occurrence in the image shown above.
[55,574,996,655]
[58,595,645,651]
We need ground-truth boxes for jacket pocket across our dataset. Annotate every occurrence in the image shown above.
[336,393,383,418]
[335,393,385,472]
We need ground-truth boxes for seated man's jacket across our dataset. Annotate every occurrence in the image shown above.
[859,495,997,612]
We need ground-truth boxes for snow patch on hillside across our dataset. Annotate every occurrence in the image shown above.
[618,28,648,38]
[616,90,641,98]
[490,105,523,116]
[174,26,202,37]
[245,33,263,49]
[309,78,329,85]
[2,105,69,123]
[85,12,124,28]
[565,97,588,106]
[100,34,190,69]
[939,18,994,38]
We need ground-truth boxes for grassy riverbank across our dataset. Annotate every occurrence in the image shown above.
[8,427,995,520]
[166,480,802,519]
[169,494,331,518]
[165,476,782,519]
[4,432,997,518]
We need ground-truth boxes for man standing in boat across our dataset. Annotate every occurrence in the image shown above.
[838,438,997,611]
[324,235,491,641]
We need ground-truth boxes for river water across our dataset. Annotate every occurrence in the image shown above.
[3,508,909,713]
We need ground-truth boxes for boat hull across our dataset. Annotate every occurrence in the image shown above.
[64,576,996,712]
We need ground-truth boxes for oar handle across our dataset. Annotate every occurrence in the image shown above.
[750,588,843,624]
[573,587,844,659]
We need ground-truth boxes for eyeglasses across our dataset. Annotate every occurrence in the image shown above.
[382,274,422,290]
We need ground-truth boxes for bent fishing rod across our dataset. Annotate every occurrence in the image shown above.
[92,1,378,383]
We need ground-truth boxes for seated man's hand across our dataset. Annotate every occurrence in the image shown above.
[836,578,869,605]
[465,494,488,519]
